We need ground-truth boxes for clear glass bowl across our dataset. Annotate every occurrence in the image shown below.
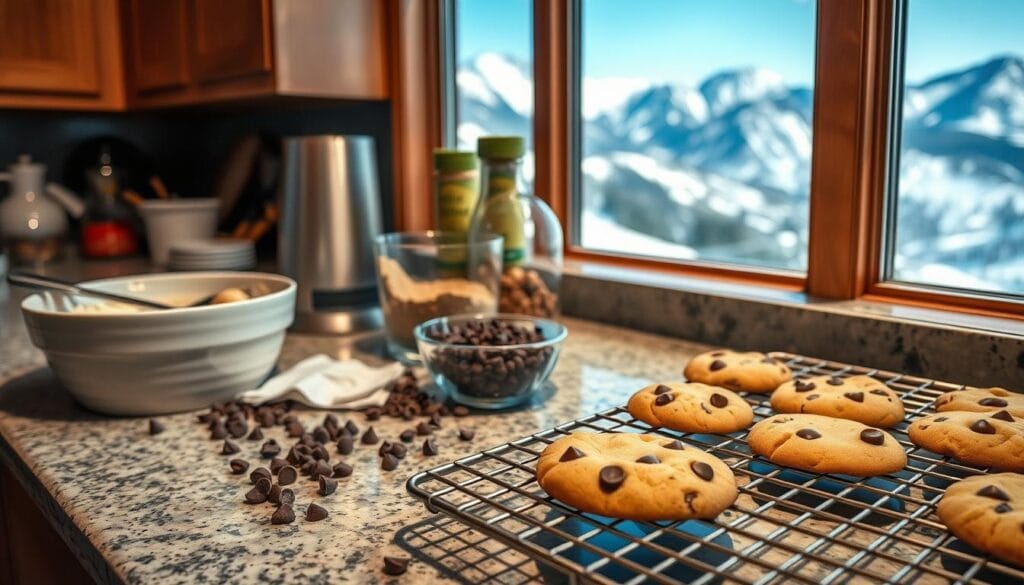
[414,313,567,409]
[374,231,503,364]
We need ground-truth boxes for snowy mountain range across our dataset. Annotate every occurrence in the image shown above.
[456,53,1024,292]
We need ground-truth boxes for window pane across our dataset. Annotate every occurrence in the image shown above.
[454,0,534,180]
[577,0,817,271]
[889,0,1024,296]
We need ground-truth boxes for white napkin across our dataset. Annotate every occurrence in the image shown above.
[238,354,404,409]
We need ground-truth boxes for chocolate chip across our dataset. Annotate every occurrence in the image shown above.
[453,405,470,417]
[244,486,267,504]
[250,467,271,484]
[796,428,821,440]
[268,457,287,475]
[709,359,727,371]
[416,421,432,436]
[599,465,625,492]
[378,441,393,458]
[655,393,674,406]
[365,407,382,421]
[970,419,996,434]
[390,442,408,459]
[360,427,379,445]
[278,465,298,485]
[422,438,438,456]
[229,459,249,474]
[662,440,686,450]
[271,504,295,525]
[806,394,819,401]
[429,412,443,428]
[455,428,474,441]
[381,453,399,471]
[227,419,248,439]
[654,384,672,395]
[869,389,888,396]
[636,455,659,464]
[399,429,416,443]
[979,397,1008,407]
[710,351,725,357]
[995,503,1012,514]
[260,440,281,458]
[935,416,949,422]
[246,426,263,441]
[148,419,164,435]
[312,460,332,480]
[336,435,354,455]
[709,393,729,408]
[344,420,359,436]
[560,446,585,461]
[977,485,1010,501]
[255,477,272,495]
[318,476,338,496]
[383,556,409,576]
[279,488,294,506]
[333,462,353,478]
[844,391,865,403]
[285,421,304,438]
[992,410,1014,422]
[827,376,844,386]
[794,380,816,393]
[306,503,329,522]
[222,440,240,455]
[267,484,283,505]
[312,445,330,462]
[690,461,714,481]
[860,429,885,445]
[312,426,331,444]
[210,422,228,440]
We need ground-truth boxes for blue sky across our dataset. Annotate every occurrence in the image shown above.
[457,0,1024,87]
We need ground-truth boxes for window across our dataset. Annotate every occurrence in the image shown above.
[452,0,534,180]
[575,0,817,272]
[885,0,1024,297]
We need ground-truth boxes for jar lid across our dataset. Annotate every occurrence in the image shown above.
[477,136,525,159]
[433,149,478,172]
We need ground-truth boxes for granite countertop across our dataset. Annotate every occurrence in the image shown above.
[0,280,711,584]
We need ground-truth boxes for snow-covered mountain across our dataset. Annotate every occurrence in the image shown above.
[457,53,1024,291]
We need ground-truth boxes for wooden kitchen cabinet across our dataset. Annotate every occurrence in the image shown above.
[0,0,126,110]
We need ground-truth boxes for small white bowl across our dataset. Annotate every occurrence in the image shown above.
[20,272,296,415]
[139,199,220,265]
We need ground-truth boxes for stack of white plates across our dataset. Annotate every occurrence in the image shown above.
[168,239,257,271]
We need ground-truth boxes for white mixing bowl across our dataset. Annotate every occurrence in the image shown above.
[20,272,296,415]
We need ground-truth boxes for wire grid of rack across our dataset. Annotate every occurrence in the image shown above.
[407,352,1024,585]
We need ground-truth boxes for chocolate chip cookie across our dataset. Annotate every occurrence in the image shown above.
[937,473,1024,567]
[907,410,1024,472]
[628,382,753,434]
[747,414,907,476]
[684,350,791,393]
[935,387,1024,419]
[536,432,737,521]
[770,374,905,428]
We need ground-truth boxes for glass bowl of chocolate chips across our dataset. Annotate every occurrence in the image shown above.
[414,313,567,409]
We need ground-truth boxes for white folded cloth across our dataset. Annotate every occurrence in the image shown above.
[237,354,404,409]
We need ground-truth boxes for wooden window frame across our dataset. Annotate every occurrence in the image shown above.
[394,0,1024,319]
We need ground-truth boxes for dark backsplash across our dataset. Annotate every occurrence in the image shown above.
[0,100,395,231]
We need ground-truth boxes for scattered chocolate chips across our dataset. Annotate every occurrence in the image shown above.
[995,503,1012,514]
[690,461,714,481]
[458,428,475,441]
[318,476,338,496]
[979,397,1008,407]
[636,455,659,464]
[992,410,1015,422]
[332,462,353,478]
[247,427,264,441]
[416,421,432,436]
[278,465,298,486]
[381,453,399,471]
[844,391,865,403]
[654,384,672,395]
[361,427,379,445]
[260,440,281,458]
[244,486,267,504]
[977,485,1010,501]
[560,446,585,462]
[662,440,686,450]
[337,434,354,455]
[222,440,240,455]
[271,504,295,525]
[306,503,329,522]
[229,459,249,474]
[709,393,729,408]
[709,359,727,371]
[148,419,165,435]
[655,393,674,406]
[794,380,816,393]
[796,428,821,440]
[827,376,844,386]
[860,429,885,445]
[599,465,625,492]
[399,429,416,443]
[250,467,271,485]
[970,419,996,435]
[422,438,438,456]
[383,556,409,576]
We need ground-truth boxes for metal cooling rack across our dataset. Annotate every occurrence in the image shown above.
[406,353,1024,585]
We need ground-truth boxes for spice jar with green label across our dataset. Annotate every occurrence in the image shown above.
[468,136,563,318]
[433,149,479,275]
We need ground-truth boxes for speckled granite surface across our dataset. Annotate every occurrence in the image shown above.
[0,279,707,584]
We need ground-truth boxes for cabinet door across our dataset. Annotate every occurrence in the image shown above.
[0,0,100,95]
[192,0,273,84]
[126,0,190,94]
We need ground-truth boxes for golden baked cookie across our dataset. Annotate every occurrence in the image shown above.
[907,410,1024,472]
[937,473,1024,567]
[535,433,737,521]
[770,374,905,428]
[627,381,753,433]
[935,387,1024,419]
[684,350,791,393]
[747,414,907,476]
